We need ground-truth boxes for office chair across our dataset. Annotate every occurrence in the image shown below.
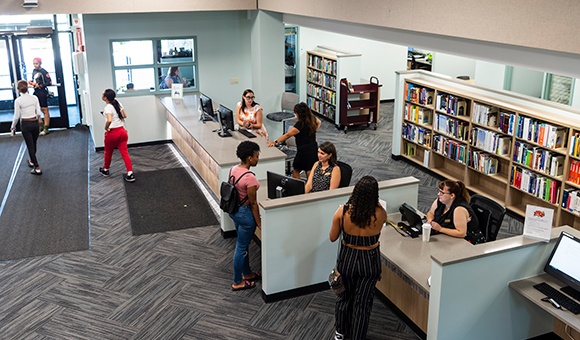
[470,194,506,242]
[266,92,299,123]
[336,161,352,188]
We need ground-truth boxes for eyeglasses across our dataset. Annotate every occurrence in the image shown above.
[438,189,451,196]
[245,96,255,100]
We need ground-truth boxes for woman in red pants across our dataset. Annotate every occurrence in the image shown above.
[99,89,135,182]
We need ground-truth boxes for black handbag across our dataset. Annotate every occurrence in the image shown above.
[329,205,347,295]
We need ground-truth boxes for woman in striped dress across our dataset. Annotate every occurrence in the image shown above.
[329,176,387,340]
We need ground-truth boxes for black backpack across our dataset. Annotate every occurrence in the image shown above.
[220,169,254,214]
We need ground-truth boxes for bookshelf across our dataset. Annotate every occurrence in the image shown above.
[338,77,380,133]
[306,48,361,126]
[400,77,580,229]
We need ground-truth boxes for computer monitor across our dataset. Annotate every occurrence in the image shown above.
[199,93,216,121]
[217,104,235,138]
[267,171,305,199]
[543,231,580,302]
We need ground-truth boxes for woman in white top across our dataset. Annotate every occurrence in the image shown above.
[236,89,268,140]
[98,89,135,182]
[11,80,43,175]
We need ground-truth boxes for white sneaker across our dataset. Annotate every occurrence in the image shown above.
[39,130,46,136]
[334,331,344,340]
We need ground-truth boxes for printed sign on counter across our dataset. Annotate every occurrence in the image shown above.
[523,205,553,242]
[171,83,183,99]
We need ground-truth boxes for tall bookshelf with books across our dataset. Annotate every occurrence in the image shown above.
[306,48,361,126]
[400,77,580,229]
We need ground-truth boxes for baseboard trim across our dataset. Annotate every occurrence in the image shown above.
[375,288,426,340]
[380,99,394,103]
[221,229,237,239]
[262,282,329,303]
[391,154,403,161]
[95,139,172,152]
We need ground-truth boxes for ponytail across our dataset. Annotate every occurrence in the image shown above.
[103,89,123,121]
[440,179,470,203]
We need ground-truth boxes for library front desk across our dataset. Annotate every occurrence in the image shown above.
[158,94,286,234]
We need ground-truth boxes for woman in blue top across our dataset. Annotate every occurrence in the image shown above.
[162,67,186,89]
[329,176,387,340]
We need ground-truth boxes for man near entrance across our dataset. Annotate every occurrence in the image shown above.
[31,57,52,135]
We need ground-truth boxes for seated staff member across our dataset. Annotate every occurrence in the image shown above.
[305,141,341,193]
[426,179,480,238]
[267,102,321,179]
[236,89,268,140]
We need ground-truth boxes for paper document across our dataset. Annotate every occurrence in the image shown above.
[523,205,553,242]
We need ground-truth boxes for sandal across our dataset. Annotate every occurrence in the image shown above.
[232,280,255,291]
[244,272,262,281]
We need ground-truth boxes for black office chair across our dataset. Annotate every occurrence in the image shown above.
[470,194,506,242]
[336,161,352,188]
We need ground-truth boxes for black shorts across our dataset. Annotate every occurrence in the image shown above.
[34,90,48,108]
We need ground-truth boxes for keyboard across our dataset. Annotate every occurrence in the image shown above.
[533,282,580,314]
[238,129,256,138]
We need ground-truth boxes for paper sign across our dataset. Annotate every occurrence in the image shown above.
[379,199,387,212]
[171,83,183,99]
[523,205,553,242]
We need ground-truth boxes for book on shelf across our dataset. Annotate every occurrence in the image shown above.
[424,150,431,167]
[347,81,354,93]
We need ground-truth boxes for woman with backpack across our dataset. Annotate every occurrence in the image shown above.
[229,140,262,291]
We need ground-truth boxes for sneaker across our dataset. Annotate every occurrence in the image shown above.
[334,331,344,340]
[28,160,34,168]
[125,173,136,182]
[43,128,50,135]
[39,130,46,136]
[99,167,110,177]
[31,168,42,175]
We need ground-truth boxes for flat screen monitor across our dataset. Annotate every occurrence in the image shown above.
[267,171,305,199]
[199,93,216,121]
[544,231,580,302]
[217,104,235,137]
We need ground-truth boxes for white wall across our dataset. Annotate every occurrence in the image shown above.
[83,11,253,148]
[509,67,544,98]
[296,26,407,101]
[474,60,506,90]
[432,52,476,80]
[571,78,580,109]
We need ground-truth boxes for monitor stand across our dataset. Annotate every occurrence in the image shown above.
[561,286,580,303]
[217,130,232,138]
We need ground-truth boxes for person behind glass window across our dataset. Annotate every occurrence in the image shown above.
[163,67,186,89]
[236,89,268,140]
[329,176,387,340]
[31,57,52,135]
[11,80,43,175]
[305,141,341,193]
[267,102,321,179]
[426,179,480,238]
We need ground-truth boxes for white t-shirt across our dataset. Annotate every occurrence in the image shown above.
[12,93,41,130]
[103,102,125,129]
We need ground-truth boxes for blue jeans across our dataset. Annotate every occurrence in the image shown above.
[229,205,257,284]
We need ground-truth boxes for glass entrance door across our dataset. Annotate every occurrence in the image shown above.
[0,34,70,133]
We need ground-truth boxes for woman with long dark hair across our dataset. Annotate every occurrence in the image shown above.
[305,141,341,193]
[329,176,387,340]
[236,89,268,140]
[426,179,479,238]
[98,89,135,182]
[267,102,321,179]
[11,80,43,175]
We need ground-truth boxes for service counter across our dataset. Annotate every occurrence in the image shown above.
[158,94,286,234]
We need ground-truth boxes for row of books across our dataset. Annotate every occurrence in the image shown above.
[498,111,516,135]
[433,113,470,141]
[324,60,337,75]
[468,150,498,175]
[570,133,580,157]
[433,135,467,164]
[568,159,580,184]
[515,116,567,149]
[307,84,336,105]
[471,127,511,156]
[511,166,561,204]
[404,104,431,125]
[403,122,431,147]
[436,93,468,117]
[307,55,323,70]
[562,189,580,214]
[472,103,498,127]
[307,69,324,85]
[405,83,434,106]
[307,97,335,120]
[513,141,564,177]
[323,74,336,90]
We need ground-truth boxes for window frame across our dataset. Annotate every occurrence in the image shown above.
[110,36,199,97]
